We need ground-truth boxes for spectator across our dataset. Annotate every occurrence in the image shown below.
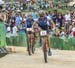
[64,11,71,23]
[48,11,53,20]
[58,14,64,27]
[6,10,15,32]
[72,23,75,37]
[18,14,26,46]
[53,10,58,24]
[15,10,22,27]
[11,23,18,52]
[31,11,37,20]
[0,6,6,48]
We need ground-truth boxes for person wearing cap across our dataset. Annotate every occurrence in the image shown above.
[33,10,55,56]
[15,10,22,27]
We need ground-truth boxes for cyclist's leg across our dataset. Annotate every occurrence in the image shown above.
[33,32,37,44]
[27,33,31,51]
[46,35,52,56]
[31,33,33,46]
[30,33,32,48]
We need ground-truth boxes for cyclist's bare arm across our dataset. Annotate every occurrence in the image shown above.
[32,20,38,29]
[49,19,55,30]
[49,19,55,28]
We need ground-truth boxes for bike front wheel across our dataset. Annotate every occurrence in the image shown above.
[42,38,47,63]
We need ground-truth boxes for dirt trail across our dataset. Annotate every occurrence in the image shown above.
[0,47,75,68]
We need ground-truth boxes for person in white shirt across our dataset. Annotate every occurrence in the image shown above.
[6,25,12,46]
[12,25,18,37]
[64,12,71,21]
[6,25,11,38]
[64,12,71,33]
[11,24,18,52]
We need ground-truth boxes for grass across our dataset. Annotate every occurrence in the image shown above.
[21,8,69,15]
[45,8,69,14]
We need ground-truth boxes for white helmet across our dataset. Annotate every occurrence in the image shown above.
[39,10,45,15]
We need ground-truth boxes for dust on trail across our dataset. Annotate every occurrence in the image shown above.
[0,47,75,68]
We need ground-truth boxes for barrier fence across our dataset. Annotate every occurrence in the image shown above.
[5,35,75,50]
[50,36,75,50]
[0,21,75,50]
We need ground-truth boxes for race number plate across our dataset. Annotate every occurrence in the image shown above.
[26,28,32,31]
[40,31,47,36]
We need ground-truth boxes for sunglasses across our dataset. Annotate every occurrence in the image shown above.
[40,15,44,17]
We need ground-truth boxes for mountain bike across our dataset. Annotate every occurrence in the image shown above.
[40,30,48,63]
